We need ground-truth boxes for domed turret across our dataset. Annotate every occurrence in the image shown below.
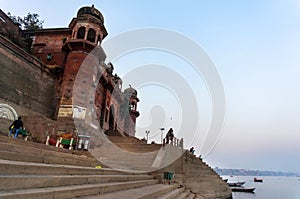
[124,85,139,115]
[77,5,104,24]
[124,85,138,97]
[65,4,108,48]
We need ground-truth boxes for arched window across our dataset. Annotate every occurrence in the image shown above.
[87,28,96,43]
[77,27,86,39]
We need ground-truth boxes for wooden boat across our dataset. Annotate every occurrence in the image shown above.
[231,187,255,193]
[254,177,263,182]
[227,181,246,187]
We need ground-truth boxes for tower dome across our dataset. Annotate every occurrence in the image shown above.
[77,5,104,23]
[124,85,138,96]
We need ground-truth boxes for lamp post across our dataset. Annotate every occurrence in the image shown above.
[145,130,150,143]
[159,128,165,144]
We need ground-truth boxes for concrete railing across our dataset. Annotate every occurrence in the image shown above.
[163,137,183,149]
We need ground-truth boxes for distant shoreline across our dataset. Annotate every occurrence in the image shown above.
[214,167,300,177]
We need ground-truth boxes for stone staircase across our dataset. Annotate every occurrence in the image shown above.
[0,134,197,199]
[91,134,186,172]
[0,134,100,167]
[89,134,231,198]
[89,132,167,172]
[106,134,162,153]
[179,153,232,199]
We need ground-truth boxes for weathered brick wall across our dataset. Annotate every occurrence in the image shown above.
[0,35,56,118]
[31,29,71,66]
[22,115,57,143]
[0,117,12,134]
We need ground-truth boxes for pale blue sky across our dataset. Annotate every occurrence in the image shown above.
[1,0,300,173]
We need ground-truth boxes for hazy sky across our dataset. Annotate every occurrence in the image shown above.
[1,0,300,173]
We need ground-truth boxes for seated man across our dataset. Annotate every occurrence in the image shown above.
[9,117,24,138]
[189,147,195,155]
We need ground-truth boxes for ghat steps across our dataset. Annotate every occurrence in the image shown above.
[0,134,197,199]
[79,133,231,198]
[90,133,180,171]
[0,135,100,167]
[107,134,162,153]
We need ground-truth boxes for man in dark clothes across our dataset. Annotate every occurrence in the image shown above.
[189,147,195,155]
[165,128,174,144]
[9,116,24,138]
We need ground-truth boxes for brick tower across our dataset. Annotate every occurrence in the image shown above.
[57,5,108,133]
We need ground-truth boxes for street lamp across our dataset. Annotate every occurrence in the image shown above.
[145,130,150,143]
[159,128,165,144]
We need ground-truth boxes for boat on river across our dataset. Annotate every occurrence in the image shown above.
[227,181,246,187]
[231,186,255,193]
[254,177,263,182]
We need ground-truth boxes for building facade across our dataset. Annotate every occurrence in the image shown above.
[0,5,139,137]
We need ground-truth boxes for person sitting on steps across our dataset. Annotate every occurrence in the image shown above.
[9,116,24,138]
[189,147,195,155]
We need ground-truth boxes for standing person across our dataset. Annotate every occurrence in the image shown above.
[9,117,24,138]
[189,147,195,155]
[165,128,174,144]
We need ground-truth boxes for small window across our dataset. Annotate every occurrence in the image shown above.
[0,16,5,23]
[87,28,96,43]
[77,27,86,39]
[47,53,53,61]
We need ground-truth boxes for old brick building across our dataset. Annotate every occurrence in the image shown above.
[0,5,139,138]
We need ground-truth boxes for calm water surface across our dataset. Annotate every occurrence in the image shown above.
[222,176,300,199]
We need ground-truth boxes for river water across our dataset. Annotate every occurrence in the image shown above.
[221,176,300,199]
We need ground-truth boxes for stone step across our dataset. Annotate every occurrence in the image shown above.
[111,143,160,147]
[96,150,158,156]
[186,193,196,199]
[112,148,161,153]
[185,165,214,171]
[108,139,157,145]
[0,150,99,167]
[174,190,191,199]
[117,148,162,152]
[182,175,222,182]
[0,179,159,199]
[0,159,141,176]
[0,174,153,190]
[0,134,92,157]
[107,136,162,153]
[0,142,100,167]
[77,183,179,199]
[184,168,216,175]
[155,186,185,199]
[110,144,161,149]
[185,164,218,173]
[97,159,155,172]
[90,146,159,171]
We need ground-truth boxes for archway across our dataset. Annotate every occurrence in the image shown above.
[77,26,86,39]
[109,105,115,130]
[87,28,96,43]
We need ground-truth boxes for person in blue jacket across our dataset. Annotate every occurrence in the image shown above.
[9,116,24,138]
